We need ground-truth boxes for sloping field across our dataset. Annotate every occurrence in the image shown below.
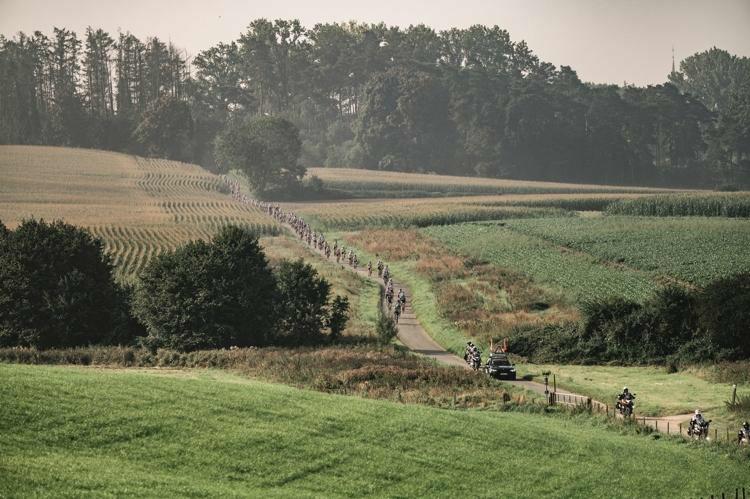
[1,364,745,498]
[308,167,676,198]
[423,216,750,301]
[0,146,280,278]
[283,193,663,230]
[501,216,750,286]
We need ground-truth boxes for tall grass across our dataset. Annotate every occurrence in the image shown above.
[606,193,750,217]
[0,345,534,409]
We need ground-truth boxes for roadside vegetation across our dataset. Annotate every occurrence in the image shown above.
[0,219,352,351]
[0,345,534,409]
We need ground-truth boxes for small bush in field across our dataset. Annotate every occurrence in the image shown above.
[377,314,398,345]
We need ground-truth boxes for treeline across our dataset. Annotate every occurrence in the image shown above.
[510,274,750,365]
[1,22,749,188]
[0,219,349,351]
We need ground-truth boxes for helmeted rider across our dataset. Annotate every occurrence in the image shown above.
[738,421,750,444]
[617,387,634,403]
[689,409,706,435]
[464,341,474,361]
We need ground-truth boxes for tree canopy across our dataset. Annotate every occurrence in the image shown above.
[1,21,749,187]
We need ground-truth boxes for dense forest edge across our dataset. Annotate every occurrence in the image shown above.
[1,21,749,193]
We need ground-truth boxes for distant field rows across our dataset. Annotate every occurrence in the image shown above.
[308,167,682,197]
[284,193,663,230]
[0,146,280,279]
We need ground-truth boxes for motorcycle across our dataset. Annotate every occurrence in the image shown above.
[688,419,712,440]
[615,394,636,417]
[469,353,481,371]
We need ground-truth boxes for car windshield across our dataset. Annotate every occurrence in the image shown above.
[489,357,511,366]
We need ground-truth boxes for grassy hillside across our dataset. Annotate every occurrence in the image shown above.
[0,146,280,279]
[1,364,747,498]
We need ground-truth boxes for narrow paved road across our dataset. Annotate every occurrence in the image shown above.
[280,222,695,435]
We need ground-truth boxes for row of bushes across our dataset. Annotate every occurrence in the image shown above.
[0,220,349,352]
[0,344,537,410]
[509,273,750,365]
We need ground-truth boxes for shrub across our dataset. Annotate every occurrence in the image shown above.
[376,313,398,345]
[0,219,121,349]
[695,273,750,358]
[274,259,331,344]
[132,226,277,351]
[327,296,350,340]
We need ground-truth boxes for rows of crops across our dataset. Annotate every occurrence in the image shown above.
[300,204,566,230]
[308,167,672,198]
[500,217,750,286]
[0,147,281,279]
[423,222,658,302]
[606,193,750,217]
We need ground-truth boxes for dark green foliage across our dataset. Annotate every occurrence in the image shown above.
[357,67,457,173]
[376,313,398,345]
[215,115,304,193]
[0,219,120,349]
[1,23,748,188]
[133,96,193,161]
[510,276,750,364]
[695,273,750,358]
[327,295,350,339]
[132,226,277,351]
[274,259,331,344]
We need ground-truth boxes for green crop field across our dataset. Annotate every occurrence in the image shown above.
[2,363,747,498]
[424,222,658,302]
[282,192,674,231]
[607,192,750,217]
[500,217,750,286]
[423,216,750,301]
[0,146,280,280]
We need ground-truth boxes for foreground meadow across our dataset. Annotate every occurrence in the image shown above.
[1,364,746,498]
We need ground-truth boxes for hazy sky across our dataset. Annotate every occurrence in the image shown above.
[1,0,748,85]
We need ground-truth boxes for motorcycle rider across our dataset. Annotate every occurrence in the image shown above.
[738,421,750,444]
[689,409,706,436]
[464,341,474,361]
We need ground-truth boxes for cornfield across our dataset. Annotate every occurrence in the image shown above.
[0,146,280,279]
[606,193,750,217]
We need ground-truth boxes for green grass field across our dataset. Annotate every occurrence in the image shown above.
[2,364,748,498]
[519,363,750,416]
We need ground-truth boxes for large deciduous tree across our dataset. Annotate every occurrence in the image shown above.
[132,226,277,351]
[215,115,303,194]
[0,219,121,349]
